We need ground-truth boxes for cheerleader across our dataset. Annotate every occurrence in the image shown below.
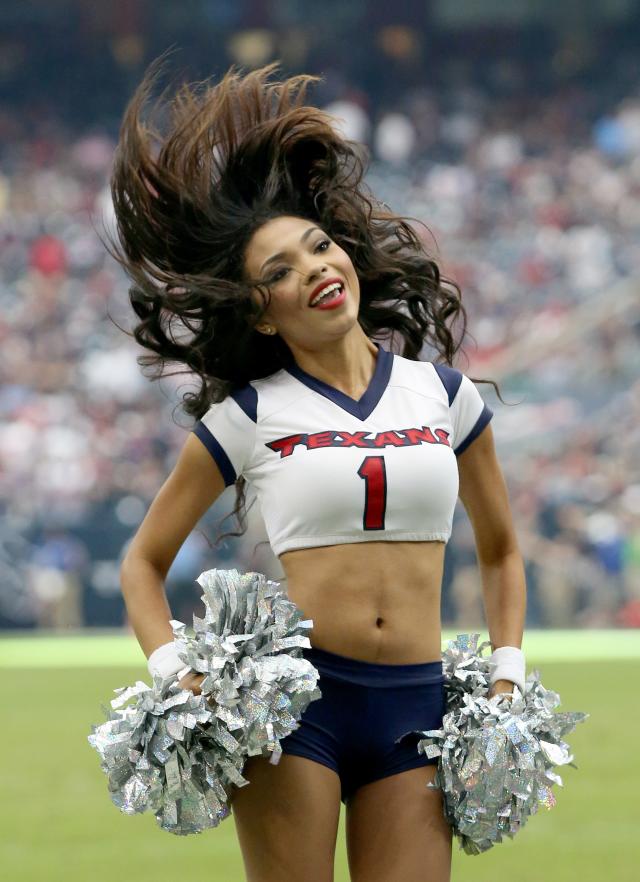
[109,52,525,882]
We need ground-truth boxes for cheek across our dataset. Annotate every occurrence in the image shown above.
[251,285,283,315]
[266,287,295,317]
[338,253,358,282]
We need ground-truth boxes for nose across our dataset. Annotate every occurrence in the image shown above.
[305,261,329,284]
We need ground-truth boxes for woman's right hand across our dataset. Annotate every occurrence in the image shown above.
[177,670,206,696]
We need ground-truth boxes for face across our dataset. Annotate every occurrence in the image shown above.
[243,215,361,351]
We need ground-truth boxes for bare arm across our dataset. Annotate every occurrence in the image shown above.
[120,431,226,660]
[457,422,527,690]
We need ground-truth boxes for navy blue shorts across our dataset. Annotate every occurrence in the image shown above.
[279,644,445,805]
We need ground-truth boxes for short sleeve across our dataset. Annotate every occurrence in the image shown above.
[432,364,493,456]
[191,384,258,486]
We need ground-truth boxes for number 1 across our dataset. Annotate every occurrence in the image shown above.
[357,455,387,530]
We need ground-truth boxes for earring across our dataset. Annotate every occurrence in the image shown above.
[265,326,276,335]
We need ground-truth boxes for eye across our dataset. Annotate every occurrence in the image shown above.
[267,239,331,283]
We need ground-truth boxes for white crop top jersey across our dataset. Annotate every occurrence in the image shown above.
[192,342,493,556]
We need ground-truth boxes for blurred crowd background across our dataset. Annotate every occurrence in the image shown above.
[1,0,639,635]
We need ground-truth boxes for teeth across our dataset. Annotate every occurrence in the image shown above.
[310,282,342,307]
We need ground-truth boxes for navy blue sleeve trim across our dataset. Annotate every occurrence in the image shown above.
[230,384,258,423]
[454,403,493,456]
[432,363,463,405]
[192,421,237,486]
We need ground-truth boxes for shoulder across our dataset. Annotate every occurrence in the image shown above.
[429,362,466,404]
[427,361,484,414]
[390,352,462,401]
[199,364,303,427]
[198,383,257,426]
[226,383,258,423]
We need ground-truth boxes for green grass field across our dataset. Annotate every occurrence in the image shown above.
[2,630,638,881]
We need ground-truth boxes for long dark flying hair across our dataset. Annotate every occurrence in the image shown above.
[102,50,508,550]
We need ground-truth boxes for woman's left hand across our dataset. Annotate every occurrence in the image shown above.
[489,678,515,699]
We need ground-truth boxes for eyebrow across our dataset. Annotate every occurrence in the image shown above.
[259,226,322,274]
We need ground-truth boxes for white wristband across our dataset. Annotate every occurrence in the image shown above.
[147,640,192,681]
[489,645,526,695]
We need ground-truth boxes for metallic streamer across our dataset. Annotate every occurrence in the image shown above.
[88,568,321,835]
[396,632,589,854]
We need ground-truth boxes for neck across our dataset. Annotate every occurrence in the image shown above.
[286,329,379,397]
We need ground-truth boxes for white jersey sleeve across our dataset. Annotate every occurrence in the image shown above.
[432,364,493,455]
[191,385,257,486]
[450,372,493,454]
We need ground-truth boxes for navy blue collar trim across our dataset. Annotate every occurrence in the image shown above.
[284,341,393,420]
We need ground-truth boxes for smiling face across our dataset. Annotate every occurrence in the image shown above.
[243,215,361,351]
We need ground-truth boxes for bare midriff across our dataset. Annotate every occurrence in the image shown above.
[278,540,446,665]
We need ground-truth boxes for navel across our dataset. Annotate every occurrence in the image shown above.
[375,616,385,628]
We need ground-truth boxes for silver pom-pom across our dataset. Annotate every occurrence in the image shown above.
[88,568,321,835]
[396,633,589,855]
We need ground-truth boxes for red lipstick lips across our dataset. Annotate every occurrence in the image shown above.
[308,277,344,306]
